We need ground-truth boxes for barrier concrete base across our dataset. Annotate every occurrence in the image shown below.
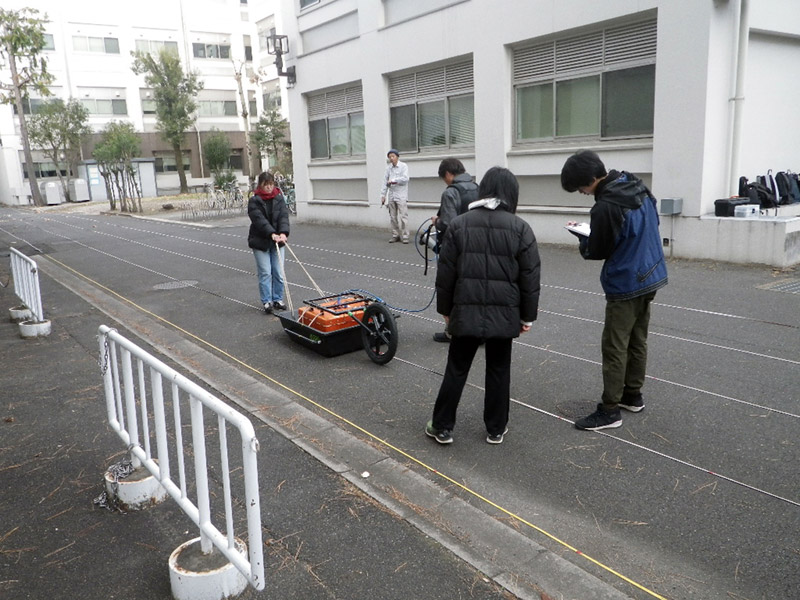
[104,464,168,511]
[9,306,31,322]
[19,319,51,338]
[169,537,248,600]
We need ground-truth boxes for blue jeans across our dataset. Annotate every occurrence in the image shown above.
[253,246,285,304]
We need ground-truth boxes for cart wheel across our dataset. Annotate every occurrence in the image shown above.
[361,303,398,365]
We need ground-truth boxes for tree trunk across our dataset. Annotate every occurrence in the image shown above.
[234,67,256,189]
[8,53,44,206]
[174,144,188,194]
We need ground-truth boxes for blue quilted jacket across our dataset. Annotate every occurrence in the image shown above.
[579,171,668,301]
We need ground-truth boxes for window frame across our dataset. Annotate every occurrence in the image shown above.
[192,42,232,60]
[72,35,120,54]
[308,86,365,160]
[388,61,475,154]
[513,19,657,145]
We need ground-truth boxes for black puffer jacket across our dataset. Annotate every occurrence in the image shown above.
[436,205,540,339]
[247,191,289,251]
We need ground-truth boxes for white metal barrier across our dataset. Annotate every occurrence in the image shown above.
[97,325,265,591]
[10,247,45,322]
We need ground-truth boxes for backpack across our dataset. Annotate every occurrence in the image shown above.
[744,181,777,209]
[775,171,800,205]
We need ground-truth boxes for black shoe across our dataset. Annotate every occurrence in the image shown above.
[433,331,451,343]
[264,303,273,314]
[272,301,287,311]
[388,237,400,243]
[619,393,645,412]
[486,427,509,445]
[575,404,622,431]
[425,420,453,444]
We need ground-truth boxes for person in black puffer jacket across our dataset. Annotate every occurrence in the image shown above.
[425,167,541,446]
[248,171,290,314]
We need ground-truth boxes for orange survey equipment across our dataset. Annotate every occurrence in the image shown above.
[275,290,399,364]
[297,294,368,333]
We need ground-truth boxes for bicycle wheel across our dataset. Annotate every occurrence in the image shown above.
[360,303,398,365]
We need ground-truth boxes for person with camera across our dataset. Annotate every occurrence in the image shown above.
[430,158,479,342]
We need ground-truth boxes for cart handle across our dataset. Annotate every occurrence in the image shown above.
[282,327,323,345]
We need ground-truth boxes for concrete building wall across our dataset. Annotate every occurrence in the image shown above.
[277,0,800,266]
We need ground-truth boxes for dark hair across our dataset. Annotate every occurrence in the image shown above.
[437,158,466,179]
[478,167,519,213]
[257,171,275,188]
[560,150,607,192]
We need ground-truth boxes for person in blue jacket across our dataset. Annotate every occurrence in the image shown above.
[561,150,668,431]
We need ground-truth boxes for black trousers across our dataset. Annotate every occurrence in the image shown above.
[432,337,512,436]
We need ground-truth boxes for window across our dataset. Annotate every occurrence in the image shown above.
[73,35,120,54]
[388,61,474,153]
[80,98,128,115]
[513,19,657,142]
[142,99,157,114]
[308,85,365,159]
[192,42,231,59]
[23,162,68,179]
[300,0,320,8]
[263,87,281,109]
[154,151,190,173]
[13,97,47,115]
[134,39,179,56]
[43,33,55,51]
[229,150,243,170]
[197,100,238,117]
[244,35,252,61]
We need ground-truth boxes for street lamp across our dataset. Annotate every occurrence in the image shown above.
[266,33,296,85]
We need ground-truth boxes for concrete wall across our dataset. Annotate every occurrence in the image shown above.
[279,0,800,267]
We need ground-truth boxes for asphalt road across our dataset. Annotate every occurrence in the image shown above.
[2,204,798,600]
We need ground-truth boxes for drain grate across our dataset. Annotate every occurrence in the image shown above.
[758,278,800,294]
[153,280,198,290]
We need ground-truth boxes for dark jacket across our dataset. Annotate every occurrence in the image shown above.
[247,190,290,252]
[580,170,668,300]
[435,173,479,236]
[436,204,541,339]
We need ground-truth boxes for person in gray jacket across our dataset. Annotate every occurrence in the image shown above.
[425,167,541,445]
[430,158,479,343]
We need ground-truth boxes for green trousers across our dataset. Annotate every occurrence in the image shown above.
[600,292,656,410]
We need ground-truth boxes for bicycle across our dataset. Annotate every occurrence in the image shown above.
[284,188,297,215]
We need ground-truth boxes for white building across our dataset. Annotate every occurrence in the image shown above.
[0,0,290,202]
[278,0,800,267]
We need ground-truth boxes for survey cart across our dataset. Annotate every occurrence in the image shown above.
[275,291,398,365]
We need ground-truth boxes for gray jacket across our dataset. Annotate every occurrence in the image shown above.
[435,173,479,236]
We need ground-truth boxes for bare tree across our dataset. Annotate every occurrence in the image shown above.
[232,59,257,189]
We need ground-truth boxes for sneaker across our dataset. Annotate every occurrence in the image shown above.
[486,427,509,445]
[574,404,622,431]
[272,301,287,311]
[264,303,273,314]
[619,393,645,413]
[433,331,451,343]
[388,237,401,243]
[425,420,453,444]
[402,238,409,244]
